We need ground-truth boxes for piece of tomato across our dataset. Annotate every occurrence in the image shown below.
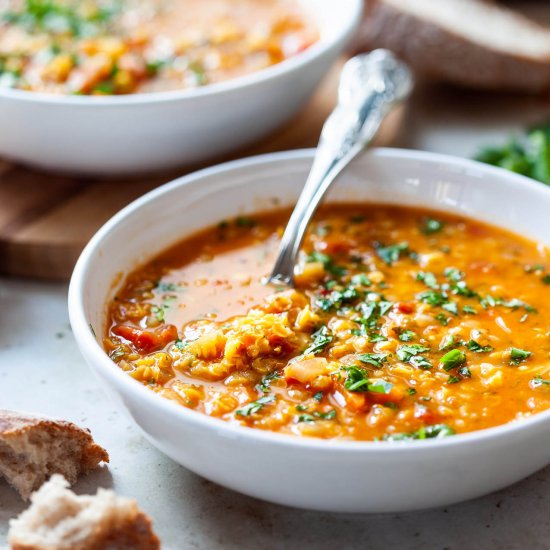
[113,324,178,352]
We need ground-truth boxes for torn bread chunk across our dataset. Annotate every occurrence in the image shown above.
[357,0,550,92]
[8,475,160,550]
[0,410,109,500]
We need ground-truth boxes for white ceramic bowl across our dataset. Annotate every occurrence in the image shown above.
[69,148,550,512]
[0,0,361,176]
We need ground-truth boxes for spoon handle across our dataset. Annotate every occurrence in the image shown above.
[267,50,413,287]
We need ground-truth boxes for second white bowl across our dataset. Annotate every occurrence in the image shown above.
[0,0,362,176]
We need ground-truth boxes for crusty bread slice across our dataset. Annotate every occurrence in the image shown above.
[0,410,109,500]
[357,0,550,92]
[8,475,160,550]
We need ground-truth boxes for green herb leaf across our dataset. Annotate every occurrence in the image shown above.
[439,334,458,351]
[466,340,493,353]
[416,271,439,289]
[303,326,333,355]
[418,290,448,307]
[458,366,472,378]
[421,218,444,235]
[376,242,409,266]
[531,375,550,388]
[398,329,416,342]
[257,371,281,393]
[397,344,430,362]
[409,355,433,370]
[235,395,276,416]
[350,273,372,287]
[343,365,393,394]
[440,349,466,371]
[444,267,464,282]
[510,347,532,365]
[307,251,346,277]
[357,352,389,368]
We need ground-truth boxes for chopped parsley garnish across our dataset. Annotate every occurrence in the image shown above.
[416,271,439,289]
[435,313,449,326]
[382,424,455,441]
[407,388,417,396]
[480,295,537,314]
[317,409,337,420]
[307,251,346,277]
[451,281,478,298]
[343,365,393,394]
[447,375,461,384]
[375,242,410,266]
[421,218,444,235]
[531,376,550,388]
[313,391,324,402]
[440,349,466,371]
[439,334,458,351]
[397,344,432,369]
[442,302,458,315]
[316,285,359,311]
[501,298,537,313]
[235,395,276,416]
[418,290,448,306]
[297,409,337,422]
[398,329,416,342]
[303,326,333,355]
[257,371,281,393]
[458,366,472,378]
[444,267,464,282]
[542,274,550,284]
[357,353,389,368]
[350,273,372,287]
[466,340,493,353]
[368,333,388,343]
[510,347,532,365]
[409,356,433,370]
[462,305,477,314]
[397,344,430,362]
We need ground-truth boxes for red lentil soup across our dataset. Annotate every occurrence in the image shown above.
[104,205,550,441]
[0,0,318,95]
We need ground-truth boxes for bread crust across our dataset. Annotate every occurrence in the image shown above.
[0,409,109,499]
[357,0,550,92]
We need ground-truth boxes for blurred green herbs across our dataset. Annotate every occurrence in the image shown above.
[475,123,550,185]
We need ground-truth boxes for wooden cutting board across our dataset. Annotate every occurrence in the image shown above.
[0,62,405,280]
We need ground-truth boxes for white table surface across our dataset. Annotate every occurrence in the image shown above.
[3,83,550,549]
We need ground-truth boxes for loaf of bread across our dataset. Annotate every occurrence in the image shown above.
[0,410,109,499]
[357,0,550,92]
[8,475,160,550]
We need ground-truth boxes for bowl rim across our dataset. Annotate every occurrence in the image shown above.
[0,0,362,107]
[69,147,550,452]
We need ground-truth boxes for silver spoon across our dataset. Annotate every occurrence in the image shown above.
[266,49,413,288]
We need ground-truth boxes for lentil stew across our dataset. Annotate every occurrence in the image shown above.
[104,204,550,441]
[0,0,318,95]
